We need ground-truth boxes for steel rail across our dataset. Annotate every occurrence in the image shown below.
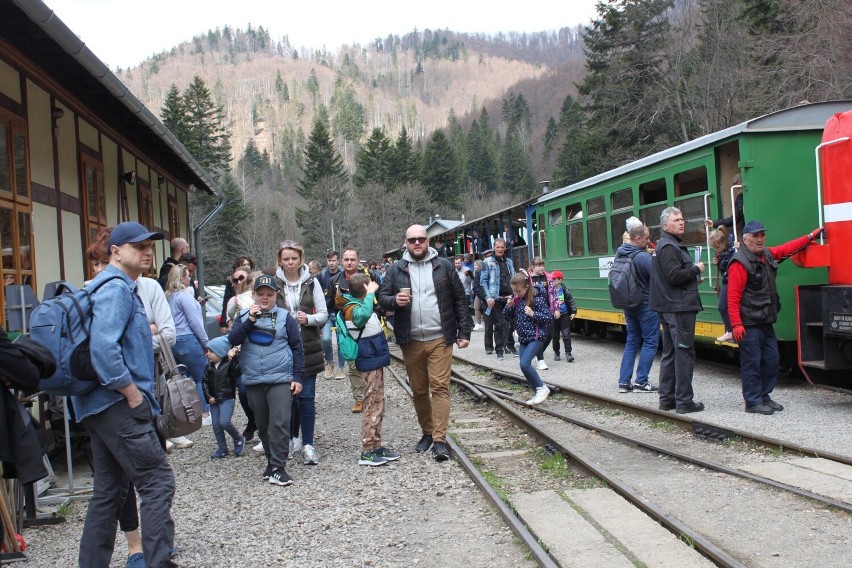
[454,353,852,467]
[384,361,558,568]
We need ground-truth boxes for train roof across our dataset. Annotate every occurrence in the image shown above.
[538,100,852,205]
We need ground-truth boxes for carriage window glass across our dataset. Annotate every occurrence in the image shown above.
[0,125,9,194]
[674,195,706,246]
[639,178,667,205]
[611,188,632,211]
[640,203,667,243]
[587,217,608,255]
[610,210,633,252]
[587,196,605,216]
[548,208,563,226]
[567,222,584,257]
[674,166,707,197]
[566,203,582,221]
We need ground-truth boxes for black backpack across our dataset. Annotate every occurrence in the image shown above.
[608,250,643,309]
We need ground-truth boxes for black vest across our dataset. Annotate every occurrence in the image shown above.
[276,276,325,376]
[731,247,780,326]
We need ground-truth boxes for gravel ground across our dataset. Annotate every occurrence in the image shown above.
[455,330,852,459]
[23,367,533,567]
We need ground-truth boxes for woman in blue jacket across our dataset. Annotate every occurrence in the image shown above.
[504,273,552,405]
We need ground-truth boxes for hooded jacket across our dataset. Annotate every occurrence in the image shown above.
[275,265,328,376]
[378,247,472,346]
[649,231,703,313]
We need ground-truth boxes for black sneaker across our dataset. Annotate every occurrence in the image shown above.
[414,434,433,453]
[618,384,633,393]
[359,450,389,466]
[633,383,658,393]
[745,403,774,415]
[676,401,705,414]
[485,349,494,355]
[764,400,784,411]
[373,447,401,461]
[566,353,575,363]
[242,428,256,443]
[496,353,505,361]
[507,347,519,357]
[659,401,676,411]
[553,353,561,361]
[432,441,451,462]
[262,463,274,480]
[268,468,293,486]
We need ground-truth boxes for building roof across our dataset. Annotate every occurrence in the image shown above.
[426,219,464,237]
[1,0,220,196]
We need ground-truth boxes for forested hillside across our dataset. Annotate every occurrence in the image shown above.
[119,0,851,269]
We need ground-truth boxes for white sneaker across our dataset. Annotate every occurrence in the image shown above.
[253,441,264,453]
[168,436,193,449]
[526,386,551,406]
[717,332,734,342]
[536,359,549,371]
[202,414,212,426]
[165,440,175,453]
[303,444,319,465]
[473,323,484,331]
[288,436,302,459]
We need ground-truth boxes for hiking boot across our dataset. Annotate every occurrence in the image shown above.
[633,383,658,393]
[566,353,575,363]
[676,401,705,414]
[526,386,551,405]
[618,384,633,393]
[373,447,401,462]
[334,367,346,380]
[432,441,451,462]
[303,445,319,465]
[659,401,676,411]
[745,403,774,415]
[764,400,784,411]
[268,468,293,486]
[211,448,228,459]
[414,434,433,453]
[359,450,389,467]
[324,362,334,379]
[553,353,561,361]
[262,463,274,480]
[352,401,363,413]
[536,359,549,371]
[233,436,246,457]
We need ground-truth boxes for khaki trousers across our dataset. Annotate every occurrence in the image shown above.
[348,361,363,402]
[400,338,453,443]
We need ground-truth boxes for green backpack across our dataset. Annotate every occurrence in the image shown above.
[335,301,365,361]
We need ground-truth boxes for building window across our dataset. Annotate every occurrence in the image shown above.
[138,183,154,231]
[168,196,181,239]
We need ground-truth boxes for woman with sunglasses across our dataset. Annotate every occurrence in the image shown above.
[225,267,255,325]
[220,257,255,334]
[274,240,328,466]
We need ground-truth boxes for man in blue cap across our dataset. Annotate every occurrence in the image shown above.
[728,220,824,414]
[73,222,177,567]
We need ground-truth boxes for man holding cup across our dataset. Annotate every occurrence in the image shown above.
[379,225,473,461]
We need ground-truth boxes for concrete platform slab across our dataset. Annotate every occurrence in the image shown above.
[512,490,632,567]
[741,461,852,503]
[472,449,529,460]
[451,417,492,424]
[566,488,714,567]
[457,438,508,446]
[785,457,852,483]
[449,427,499,434]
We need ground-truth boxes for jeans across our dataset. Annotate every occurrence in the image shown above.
[322,318,345,368]
[658,311,697,408]
[618,304,660,386]
[289,374,317,445]
[173,335,209,413]
[80,400,176,568]
[738,324,780,407]
[717,284,731,331]
[210,398,240,452]
[518,341,545,390]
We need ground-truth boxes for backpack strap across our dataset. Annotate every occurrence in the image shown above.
[338,300,366,341]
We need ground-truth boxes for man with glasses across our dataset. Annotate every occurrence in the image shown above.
[615,223,659,393]
[74,222,177,567]
[379,225,472,461]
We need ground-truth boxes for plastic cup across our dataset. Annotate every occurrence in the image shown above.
[400,287,411,297]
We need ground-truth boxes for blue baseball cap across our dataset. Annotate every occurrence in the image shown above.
[107,222,164,249]
[742,220,767,234]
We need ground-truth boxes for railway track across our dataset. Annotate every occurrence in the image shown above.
[387,351,852,567]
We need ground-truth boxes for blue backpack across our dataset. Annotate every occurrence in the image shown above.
[28,277,130,396]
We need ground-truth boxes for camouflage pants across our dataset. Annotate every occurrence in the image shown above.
[361,368,385,451]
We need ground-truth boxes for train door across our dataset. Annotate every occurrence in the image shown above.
[714,141,741,226]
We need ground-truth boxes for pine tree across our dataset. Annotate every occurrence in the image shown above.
[499,129,535,195]
[421,129,459,207]
[161,84,187,143]
[389,126,419,187]
[466,108,498,193]
[181,75,232,176]
[298,116,347,197]
[353,127,392,188]
[552,95,590,188]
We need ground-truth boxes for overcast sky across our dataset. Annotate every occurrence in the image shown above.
[45,0,600,69]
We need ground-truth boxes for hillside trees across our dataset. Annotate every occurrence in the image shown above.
[421,130,460,207]
[388,126,420,187]
[353,128,392,188]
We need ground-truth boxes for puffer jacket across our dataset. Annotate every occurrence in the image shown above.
[202,357,240,402]
[378,254,473,346]
[228,306,304,386]
[275,265,327,376]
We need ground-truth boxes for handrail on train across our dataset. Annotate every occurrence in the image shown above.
[703,193,714,289]
[729,183,742,244]
[815,136,849,245]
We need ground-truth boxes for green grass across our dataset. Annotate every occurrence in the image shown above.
[57,503,71,517]
[648,420,678,433]
[678,534,696,549]
[536,450,571,479]
[483,470,510,503]
[573,476,606,490]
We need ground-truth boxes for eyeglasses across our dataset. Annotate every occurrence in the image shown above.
[406,237,428,244]
[279,240,302,251]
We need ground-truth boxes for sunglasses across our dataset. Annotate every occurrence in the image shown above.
[279,240,302,250]
[406,237,428,244]
[232,275,246,284]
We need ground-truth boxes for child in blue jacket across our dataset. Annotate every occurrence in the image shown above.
[504,273,553,405]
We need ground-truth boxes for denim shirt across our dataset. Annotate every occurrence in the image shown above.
[480,255,515,301]
[71,265,160,422]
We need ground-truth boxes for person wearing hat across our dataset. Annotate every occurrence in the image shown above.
[202,336,245,459]
[229,274,304,486]
[73,222,178,568]
[727,221,824,414]
[550,270,578,363]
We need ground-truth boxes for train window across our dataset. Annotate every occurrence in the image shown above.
[567,222,584,257]
[611,188,633,211]
[567,204,582,221]
[640,203,667,243]
[587,196,605,216]
[674,166,708,196]
[610,210,634,252]
[639,178,667,205]
[587,217,608,255]
[548,208,563,226]
[674,195,706,246]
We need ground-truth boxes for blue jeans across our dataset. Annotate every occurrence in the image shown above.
[173,335,209,413]
[322,318,344,367]
[210,398,240,452]
[518,341,544,390]
[618,304,660,386]
[738,324,780,407]
[296,374,317,445]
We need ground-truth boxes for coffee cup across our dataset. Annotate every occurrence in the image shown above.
[400,287,411,297]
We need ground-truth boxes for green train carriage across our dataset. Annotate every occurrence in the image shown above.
[536,101,852,352]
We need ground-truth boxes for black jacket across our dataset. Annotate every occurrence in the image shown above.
[649,231,703,313]
[202,357,240,402]
[318,267,342,314]
[378,257,473,346]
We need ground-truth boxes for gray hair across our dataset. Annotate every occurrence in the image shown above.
[660,207,681,226]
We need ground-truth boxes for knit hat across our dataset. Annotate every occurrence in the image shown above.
[207,336,232,358]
